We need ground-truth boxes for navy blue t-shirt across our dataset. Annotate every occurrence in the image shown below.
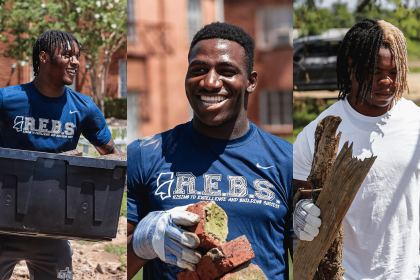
[127,121,293,280]
[0,82,111,152]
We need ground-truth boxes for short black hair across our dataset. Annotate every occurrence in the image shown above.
[188,22,255,74]
[336,19,409,103]
[33,30,83,76]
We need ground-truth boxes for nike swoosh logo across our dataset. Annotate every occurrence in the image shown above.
[256,163,274,169]
[69,110,78,114]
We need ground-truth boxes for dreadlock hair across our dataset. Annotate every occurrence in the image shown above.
[188,22,255,74]
[32,30,84,76]
[336,19,409,103]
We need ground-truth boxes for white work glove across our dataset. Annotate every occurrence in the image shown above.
[132,205,201,271]
[294,199,322,241]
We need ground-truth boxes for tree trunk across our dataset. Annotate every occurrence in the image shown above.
[293,116,376,280]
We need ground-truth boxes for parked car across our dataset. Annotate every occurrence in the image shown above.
[293,35,344,91]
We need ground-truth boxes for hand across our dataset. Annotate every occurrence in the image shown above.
[294,199,321,241]
[132,205,202,271]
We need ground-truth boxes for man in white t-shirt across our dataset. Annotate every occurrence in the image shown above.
[293,19,420,279]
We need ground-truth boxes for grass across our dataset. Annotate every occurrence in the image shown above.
[121,191,127,217]
[104,244,127,272]
[111,128,126,140]
[132,268,143,280]
[409,67,420,73]
[289,251,293,280]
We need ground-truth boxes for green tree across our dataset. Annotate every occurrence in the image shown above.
[293,1,353,37]
[0,0,127,113]
[331,2,354,28]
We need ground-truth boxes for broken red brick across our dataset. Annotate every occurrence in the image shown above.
[177,269,200,280]
[186,201,228,250]
[196,235,255,280]
[219,261,268,280]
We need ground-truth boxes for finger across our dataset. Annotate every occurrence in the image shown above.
[303,223,319,237]
[300,231,315,241]
[177,259,197,271]
[181,247,201,264]
[302,201,321,217]
[171,211,201,226]
[166,221,200,249]
[305,214,321,228]
[180,231,200,249]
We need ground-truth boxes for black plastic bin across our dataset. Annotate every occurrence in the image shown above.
[0,148,127,241]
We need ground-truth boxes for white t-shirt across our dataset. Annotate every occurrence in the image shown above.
[294,97,420,280]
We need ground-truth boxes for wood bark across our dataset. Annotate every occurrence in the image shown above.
[293,116,376,280]
[308,116,343,279]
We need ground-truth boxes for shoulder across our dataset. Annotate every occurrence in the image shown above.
[0,84,27,96]
[300,100,345,139]
[128,122,190,159]
[65,87,95,108]
[398,98,420,112]
[253,125,292,157]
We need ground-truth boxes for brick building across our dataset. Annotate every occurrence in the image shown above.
[127,0,292,141]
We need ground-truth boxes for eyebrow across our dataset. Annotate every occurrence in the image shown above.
[189,60,208,66]
[189,60,239,69]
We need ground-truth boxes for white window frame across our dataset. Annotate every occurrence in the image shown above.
[259,89,293,133]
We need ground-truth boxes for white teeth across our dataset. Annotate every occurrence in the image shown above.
[200,95,227,103]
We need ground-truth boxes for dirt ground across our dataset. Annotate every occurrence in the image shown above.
[10,216,127,280]
[294,72,420,102]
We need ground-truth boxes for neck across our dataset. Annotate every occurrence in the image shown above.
[32,73,65,98]
[192,110,250,140]
[346,93,394,117]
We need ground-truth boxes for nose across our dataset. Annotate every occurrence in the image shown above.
[378,75,393,86]
[200,69,222,91]
[70,55,80,67]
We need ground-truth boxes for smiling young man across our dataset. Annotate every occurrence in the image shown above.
[293,20,420,279]
[0,30,120,280]
[127,22,293,280]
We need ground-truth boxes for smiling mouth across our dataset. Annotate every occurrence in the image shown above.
[200,95,228,107]
[66,69,77,76]
[374,92,394,100]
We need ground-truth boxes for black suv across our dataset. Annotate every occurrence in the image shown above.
[293,35,344,91]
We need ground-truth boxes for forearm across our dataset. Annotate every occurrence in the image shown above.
[127,233,148,279]
[95,138,122,155]
[127,221,147,279]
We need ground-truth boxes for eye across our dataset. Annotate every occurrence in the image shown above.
[219,69,236,77]
[190,67,207,75]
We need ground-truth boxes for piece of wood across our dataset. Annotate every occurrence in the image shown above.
[307,116,344,279]
[308,116,342,202]
[293,141,376,280]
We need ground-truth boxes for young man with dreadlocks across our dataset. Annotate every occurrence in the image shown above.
[293,19,420,279]
[0,30,121,280]
[126,22,293,280]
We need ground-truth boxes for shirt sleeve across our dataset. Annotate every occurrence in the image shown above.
[82,101,112,147]
[127,140,150,224]
[293,126,315,181]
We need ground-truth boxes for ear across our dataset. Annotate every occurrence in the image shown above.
[246,71,258,93]
[39,51,49,64]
